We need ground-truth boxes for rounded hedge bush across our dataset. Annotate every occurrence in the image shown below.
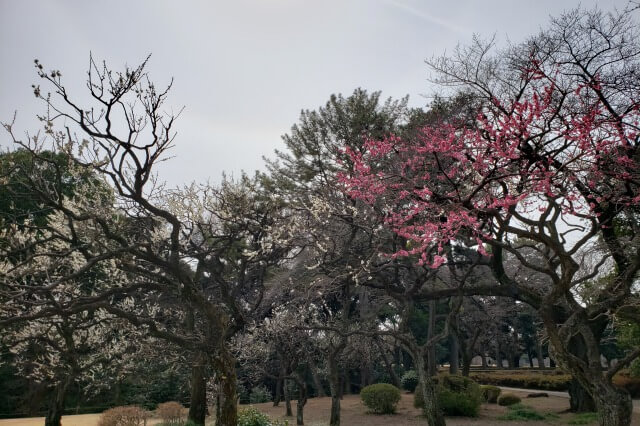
[438,375,482,417]
[480,385,501,403]
[401,370,419,392]
[414,375,482,417]
[438,388,481,417]
[498,393,522,406]
[360,383,401,414]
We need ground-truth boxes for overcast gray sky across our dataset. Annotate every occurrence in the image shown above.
[0,0,630,186]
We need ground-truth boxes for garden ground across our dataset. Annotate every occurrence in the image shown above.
[2,389,640,426]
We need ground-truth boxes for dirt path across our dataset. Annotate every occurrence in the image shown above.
[250,391,640,425]
[3,391,640,426]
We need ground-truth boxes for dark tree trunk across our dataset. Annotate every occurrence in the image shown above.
[461,352,471,377]
[273,375,283,406]
[495,343,502,369]
[593,383,632,426]
[113,380,122,406]
[215,393,222,426]
[567,335,596,413]
[569,379,596,412]
[188,353,207,426]
[295,376,308,426]
[284,379,293,417]
[449,333,459,374]
[506,353,514,369]
[216,347,238,426]
[328,352,341,426]
[309,359,326,397]
[527,351,534,369]
[427,300,437,376]
[536,340,545,369]
[415,356,445,426]
[44,376,72,426]
[480,353,487,368]
[377,340,401,388]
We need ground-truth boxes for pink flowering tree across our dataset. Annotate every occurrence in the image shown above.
[341,8,640,426]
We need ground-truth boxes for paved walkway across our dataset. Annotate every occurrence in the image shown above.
[498,386,640,413]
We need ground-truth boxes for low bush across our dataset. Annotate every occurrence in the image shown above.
[401,370,419,392]
[414,375,482,417]
[498,403,546,421]
[438,388,481,417]
[498,393,521,406]
[98,405,151,426]
[438,375,482,417]
[156,401,185,425]
[237,406,288,426]
[360,383,401,414]
[480,385,501,403]
[249,384,272,404]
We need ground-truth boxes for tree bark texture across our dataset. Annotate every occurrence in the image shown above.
[44,376,72,426]
[188,353,207,426]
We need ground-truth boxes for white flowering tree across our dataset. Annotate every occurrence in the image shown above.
[1,57,292,425]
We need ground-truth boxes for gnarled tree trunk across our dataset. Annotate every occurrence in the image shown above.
[44,375,72,426]
[188,352,207,426]
[215,347,238,426]
[567,334,596,412]
[415,355,445,426]
[593,383,633,426]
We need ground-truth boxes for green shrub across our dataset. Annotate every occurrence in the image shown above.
[497,393,521,406]
[360,383,401,414]
[249,384,271,403]
[480,385,501,403]
[401,370,419,392]
[438,375,482,417]
[237,406,288,426]
[438,388,481,417]
[414,375,482,417]
[498,403,545,421]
